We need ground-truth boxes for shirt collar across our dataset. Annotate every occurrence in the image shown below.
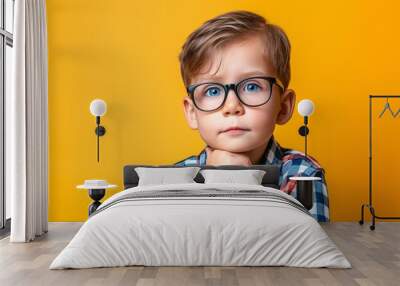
[258,135,284,165]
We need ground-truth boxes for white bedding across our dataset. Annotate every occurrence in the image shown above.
[49,183,351,269]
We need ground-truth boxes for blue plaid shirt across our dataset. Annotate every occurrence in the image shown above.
[174,135,330,222]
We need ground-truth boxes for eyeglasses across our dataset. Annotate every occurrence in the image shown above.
[186,76,285,112]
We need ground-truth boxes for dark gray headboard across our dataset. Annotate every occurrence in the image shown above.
[123,164,281,190]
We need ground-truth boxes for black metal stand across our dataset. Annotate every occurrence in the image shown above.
[359,95,400,230]
[298,116,309,157]
[297,180,313,210]
[94,116,106,163]
[88,188,105,216]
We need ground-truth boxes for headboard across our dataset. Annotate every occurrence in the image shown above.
[123,164,281,190]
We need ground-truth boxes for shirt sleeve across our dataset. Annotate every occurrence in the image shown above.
[310,168,330,222]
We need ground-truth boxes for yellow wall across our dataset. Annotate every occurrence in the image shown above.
[47,0,400,222]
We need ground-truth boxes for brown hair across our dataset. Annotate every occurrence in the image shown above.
[178,10,291,89]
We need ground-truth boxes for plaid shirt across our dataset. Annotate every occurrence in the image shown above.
[174,135,330,222]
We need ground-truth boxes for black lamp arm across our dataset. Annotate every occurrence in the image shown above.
[94,116,106,162]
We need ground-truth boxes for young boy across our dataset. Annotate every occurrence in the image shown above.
[174,10,329,222]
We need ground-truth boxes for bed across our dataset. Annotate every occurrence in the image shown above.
[49,164,351,269]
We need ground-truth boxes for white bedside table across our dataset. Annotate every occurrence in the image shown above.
[77,180,117,216]
[289,176,321,210]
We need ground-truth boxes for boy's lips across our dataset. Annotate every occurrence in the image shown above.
[219,126,251,134]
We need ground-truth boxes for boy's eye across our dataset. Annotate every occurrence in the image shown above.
[243,83,261,93]
[204,86,222,97]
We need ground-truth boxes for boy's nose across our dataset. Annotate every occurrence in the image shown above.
[221,89,245,116]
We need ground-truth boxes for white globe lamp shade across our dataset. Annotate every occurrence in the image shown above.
[298,99,315,117]
[90,99,107,117]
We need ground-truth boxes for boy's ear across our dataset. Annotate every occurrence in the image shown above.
[183,96,199,129]
[276,89,296,125]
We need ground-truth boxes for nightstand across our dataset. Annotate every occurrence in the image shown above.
[289,176,321,210]
[77,180,117,216]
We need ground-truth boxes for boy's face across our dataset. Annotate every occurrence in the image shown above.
[183,34,296,154]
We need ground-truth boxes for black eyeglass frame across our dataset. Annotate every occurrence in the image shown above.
[186,76,285,112]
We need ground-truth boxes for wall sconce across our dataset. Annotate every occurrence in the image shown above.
[297,99,315,158]
[290,99,320,211]
[89,99,107,162]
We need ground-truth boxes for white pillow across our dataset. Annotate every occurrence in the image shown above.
[200,169,266,185]
[135,167,201,186]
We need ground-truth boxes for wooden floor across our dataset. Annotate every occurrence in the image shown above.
[0,222,399,286]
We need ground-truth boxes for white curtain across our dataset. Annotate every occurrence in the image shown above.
[8,0,48,242]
